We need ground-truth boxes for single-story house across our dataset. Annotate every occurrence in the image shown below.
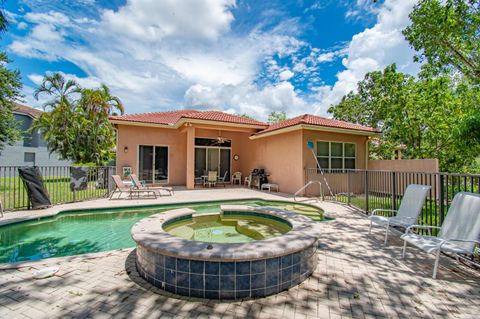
[110,110,379,194]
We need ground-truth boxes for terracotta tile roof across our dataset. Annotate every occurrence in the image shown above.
[13,102,43,118]
[256,114,379,135]
[110,110,267,126]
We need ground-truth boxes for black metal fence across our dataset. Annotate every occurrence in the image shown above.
[0,166,116,211]
[304,168,480,227]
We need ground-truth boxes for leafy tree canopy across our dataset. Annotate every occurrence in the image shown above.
[403,0,480,147]
[328,64,480,172]
[403,0,480,82]
[267,111,287,123]
[240,113,258,120]
[0,5,22,152]
[33,73,124,165]
[0,3,7,33]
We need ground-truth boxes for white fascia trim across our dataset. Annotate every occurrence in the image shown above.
[249,124,380,140]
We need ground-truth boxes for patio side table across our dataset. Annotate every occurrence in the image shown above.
[261,183,279,192]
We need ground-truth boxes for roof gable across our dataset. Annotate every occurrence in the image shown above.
[256,114,379,135]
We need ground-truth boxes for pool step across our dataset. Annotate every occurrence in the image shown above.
[192,212,220,223]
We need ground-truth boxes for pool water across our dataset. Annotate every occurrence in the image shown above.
[0,199,323,263]
[164,213,291,243]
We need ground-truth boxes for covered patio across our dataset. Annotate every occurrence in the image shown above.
[0,188,478,319]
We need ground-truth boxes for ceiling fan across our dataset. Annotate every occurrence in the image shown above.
[215,130,230,144]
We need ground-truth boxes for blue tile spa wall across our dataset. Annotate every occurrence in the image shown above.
[135,244,317,300]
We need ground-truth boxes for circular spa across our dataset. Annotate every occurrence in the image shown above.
[132,205,319,300]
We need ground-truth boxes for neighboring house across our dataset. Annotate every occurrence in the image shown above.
[0,103,71,167]
[110,110,379,194]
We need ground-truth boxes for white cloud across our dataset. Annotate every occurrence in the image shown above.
[279,70,294,80]
[185,81,305,119]
[185,81,307,119]
[31,24,63,41]
[314,0,419,115]
[9,0,305,117]
[25,11,71,25]
[317,52,335,63]
[101,0,235,42]
[10,0,420,120]
[17,22,28,30]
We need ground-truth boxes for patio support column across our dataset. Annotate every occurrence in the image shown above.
[186,125,195,189]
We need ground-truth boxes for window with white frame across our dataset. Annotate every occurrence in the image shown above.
[316,141,356,171]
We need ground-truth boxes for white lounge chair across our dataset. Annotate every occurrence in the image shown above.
[110,175,157,199]
[369,184,431,244]
[130,174,174,196]
[401,192,480,279]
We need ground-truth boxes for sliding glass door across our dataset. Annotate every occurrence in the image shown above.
[194,147,231,181]
[138,145,168,184]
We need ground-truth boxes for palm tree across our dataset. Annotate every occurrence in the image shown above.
[32,73,122,165]
[78,84,124,116]
[1,0,8,34]
[34,73,79,110]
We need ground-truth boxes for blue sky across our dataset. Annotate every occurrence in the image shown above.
[1,0,419,119]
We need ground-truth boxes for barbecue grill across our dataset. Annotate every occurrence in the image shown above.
[250,168,268,189]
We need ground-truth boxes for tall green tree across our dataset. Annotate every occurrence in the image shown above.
[403,0,480,82]
[33,73,124,165]
[0,6,7,33]
[267,111,287,123]
[0,4,21,152]
[403,0,480,146]
[328,64,479,172]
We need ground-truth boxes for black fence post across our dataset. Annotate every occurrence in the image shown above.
[391,171,397,211]
[439,174,445,225]
[365,170,369,213]
[347,170,351,206]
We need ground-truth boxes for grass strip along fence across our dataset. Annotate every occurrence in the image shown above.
[0,166,115,211]
[304,168,480,230]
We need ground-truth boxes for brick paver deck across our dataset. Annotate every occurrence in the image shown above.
[0,197,479,318]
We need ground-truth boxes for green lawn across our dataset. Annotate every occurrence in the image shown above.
[335,193,445,229]
[0,176,109,211]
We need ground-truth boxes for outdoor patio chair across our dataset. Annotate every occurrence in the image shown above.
[244,175,251,188]
[110,175,157,200]
[217,170,229,187]
[401,192,480,279]
[130,174,174,196]
[369,184,431,244]
[204,171,217,188]
[232,172,242,185]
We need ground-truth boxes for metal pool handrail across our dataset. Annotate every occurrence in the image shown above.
[294,181,324,202]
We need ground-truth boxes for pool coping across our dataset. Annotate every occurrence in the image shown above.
[132,205,320,262]
[0,197,327,228]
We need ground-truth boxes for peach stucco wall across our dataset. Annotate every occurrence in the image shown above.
[243,130,304,194]
[115,123,369,193]
[115,124,187,185]
[368,159,439,173]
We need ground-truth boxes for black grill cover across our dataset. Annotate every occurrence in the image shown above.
[18,167,52,209]
[70,167,88,191]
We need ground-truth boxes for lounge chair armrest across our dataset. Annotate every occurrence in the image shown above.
[405,224,441,234]
[370,209,398,216]
[442,239,480,245]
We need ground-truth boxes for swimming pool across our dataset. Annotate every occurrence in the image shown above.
[0,199,324,263]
